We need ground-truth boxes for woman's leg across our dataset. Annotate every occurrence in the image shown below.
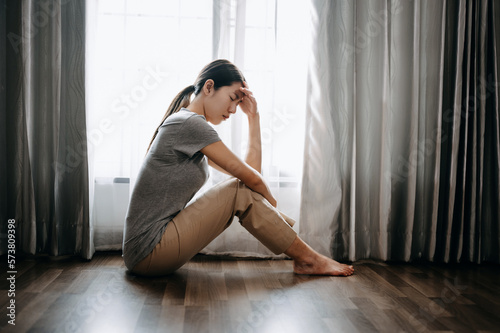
[284,237,354,276]
[131,178,297,276]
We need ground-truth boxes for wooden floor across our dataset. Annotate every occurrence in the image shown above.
[1,252,499,333]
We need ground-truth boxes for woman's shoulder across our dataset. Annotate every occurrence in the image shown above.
[164,108,205,125]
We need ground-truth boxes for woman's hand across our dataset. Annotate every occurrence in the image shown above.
[239,82,259,118]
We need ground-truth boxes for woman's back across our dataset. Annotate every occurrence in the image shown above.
[122,108,220,270]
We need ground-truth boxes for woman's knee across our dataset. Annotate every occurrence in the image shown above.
[222,177,241,189]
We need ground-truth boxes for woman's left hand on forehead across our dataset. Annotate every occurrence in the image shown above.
[239,83,259,117]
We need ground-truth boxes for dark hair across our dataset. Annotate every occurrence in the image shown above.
[147,59,245,152]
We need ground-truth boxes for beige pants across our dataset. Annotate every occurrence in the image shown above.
[131,178,297,276]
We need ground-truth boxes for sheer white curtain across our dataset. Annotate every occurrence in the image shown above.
[86,0,310,256]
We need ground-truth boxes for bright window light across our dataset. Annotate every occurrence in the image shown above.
[87,0,310,220]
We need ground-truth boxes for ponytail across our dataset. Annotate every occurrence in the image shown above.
[146,85,195,152]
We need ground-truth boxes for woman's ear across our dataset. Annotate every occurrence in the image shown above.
[203,79,215,95]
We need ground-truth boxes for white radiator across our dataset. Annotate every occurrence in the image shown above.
[93,177,130,250]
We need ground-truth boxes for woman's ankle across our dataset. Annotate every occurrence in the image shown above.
[284,236,319,262]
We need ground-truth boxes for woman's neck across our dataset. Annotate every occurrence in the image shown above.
[186,98,206,119]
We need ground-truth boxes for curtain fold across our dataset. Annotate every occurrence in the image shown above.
[1,0,90,258]
[302,0,500,263]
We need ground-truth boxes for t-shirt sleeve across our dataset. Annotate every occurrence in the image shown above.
[175,115,221,157]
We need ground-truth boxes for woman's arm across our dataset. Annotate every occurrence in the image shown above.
[207,158,231,175]
[239,84,262,173]
[245,113,262,173]
[201,141,277,207]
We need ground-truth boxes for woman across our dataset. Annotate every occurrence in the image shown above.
[123,59,354,277]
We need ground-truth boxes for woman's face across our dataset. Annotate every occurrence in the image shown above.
[203,81,243,125]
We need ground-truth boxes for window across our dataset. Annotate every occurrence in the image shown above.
[86,0,310,254]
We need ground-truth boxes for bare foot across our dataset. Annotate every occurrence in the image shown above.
[293,254,354,276]
[284,236,354,276]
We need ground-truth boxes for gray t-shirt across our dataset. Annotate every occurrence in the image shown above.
[123,108,221,269]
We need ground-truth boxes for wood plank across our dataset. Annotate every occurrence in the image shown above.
[184,270,211,306]
[162,273,188,306]
[135,303,162,332]
[156,304,185,333]
[24,268,62,293]
[277,313,331,332]
[398,286,454,317]
[384,264,453,298]
[436,316,478,333]
[29,293,81,332]
[435,302,500,331]
[350,297,405,332]
[343,308,379,332]
[240,270,269,301]
[206,300,234,333]
[322,315,360,332]
[462,293,500,318]
[426,264,500,300]
[12,291,62,332]
[287,288,324,316]
[183,305,209,333]
[392,296,451,331]
[365,262,413,288]
[207,272,228,301]
[75,285,146,333]
[64,269,100,294]
[383,307,426,333]
[352,264,407,298]
[224,270,247,297]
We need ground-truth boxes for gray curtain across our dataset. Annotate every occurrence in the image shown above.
[0,0,92,258]
[301,0,499,263]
